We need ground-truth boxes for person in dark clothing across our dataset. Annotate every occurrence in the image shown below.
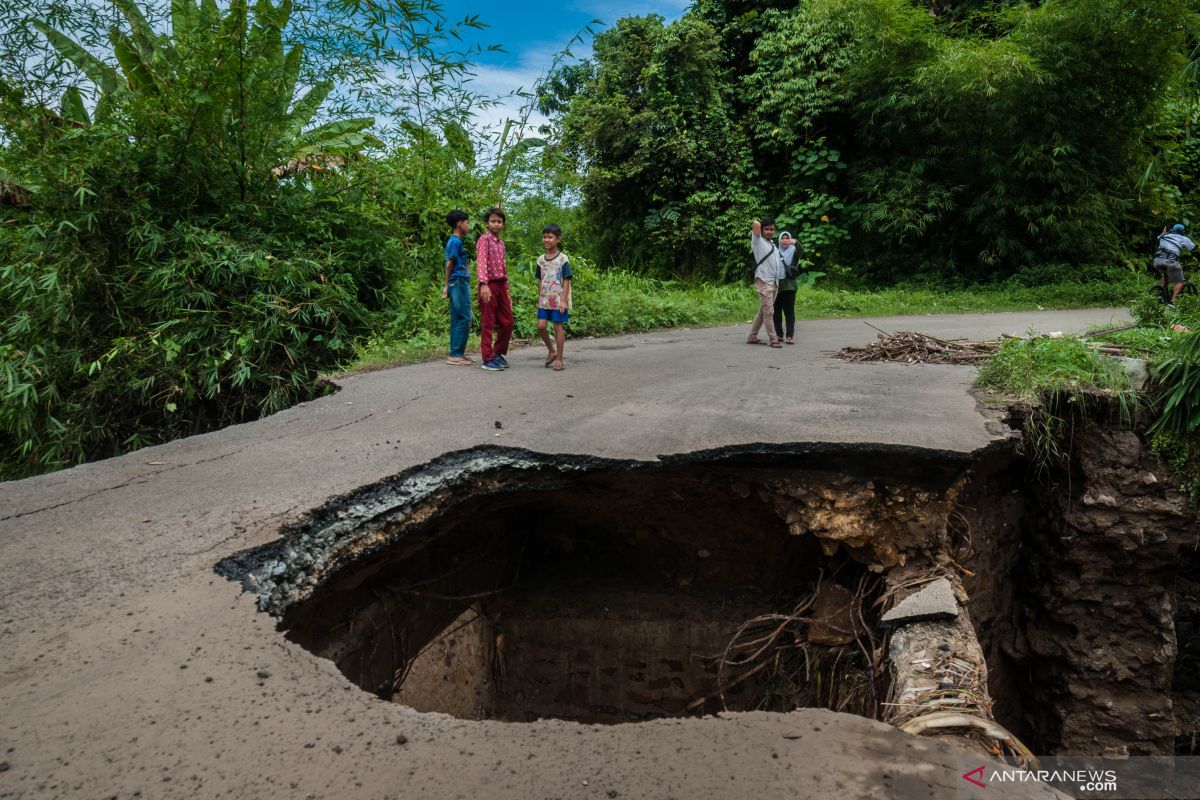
[773,231,800,344]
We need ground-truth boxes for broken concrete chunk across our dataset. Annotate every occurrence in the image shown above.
[880,578,959,629]
[1111,357,1149,391]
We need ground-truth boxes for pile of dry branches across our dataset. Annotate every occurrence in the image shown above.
[836,323,1138,365]
[837,330,1009,364]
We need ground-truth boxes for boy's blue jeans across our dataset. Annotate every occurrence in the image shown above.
[447,276,472,357]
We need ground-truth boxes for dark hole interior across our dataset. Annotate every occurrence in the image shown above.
[281,468,880,723]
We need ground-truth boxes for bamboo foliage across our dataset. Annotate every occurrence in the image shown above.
[30,0,377,178]
[2,0,530,480]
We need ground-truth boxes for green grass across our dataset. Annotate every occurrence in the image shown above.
[351,268,752,372]
[976,336,1136,402]
[975,287,1200,500]
[793,280,1136,319]
[1100,326,1189,353]
[347,264,1140,373]
[973,332,1142,481]
[1082,289,1199,371]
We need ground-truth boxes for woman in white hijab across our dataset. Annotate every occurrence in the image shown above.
[773,231,800,344]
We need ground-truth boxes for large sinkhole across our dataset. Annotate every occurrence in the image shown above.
[293,475,879,723]
[227,446,980,724]
[219,436,1197,754]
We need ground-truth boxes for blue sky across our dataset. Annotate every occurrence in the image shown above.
[54,0,690,135]
[69,1,688,88]
[438,0,691,131]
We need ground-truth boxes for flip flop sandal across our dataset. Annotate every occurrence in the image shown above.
[746,339,766,345]
[553,364,565,371]
[769,342,783,349]
[544,353,557,368]
[785,338,795,345]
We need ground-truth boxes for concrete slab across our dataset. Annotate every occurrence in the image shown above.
[881,578,961,629]
[0,308,1123,799]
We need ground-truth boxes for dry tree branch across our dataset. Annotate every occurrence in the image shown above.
[700,566,886,717]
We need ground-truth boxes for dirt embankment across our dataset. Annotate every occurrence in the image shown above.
[1015,422,1195,755]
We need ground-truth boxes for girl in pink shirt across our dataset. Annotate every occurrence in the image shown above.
[476,206,514,370]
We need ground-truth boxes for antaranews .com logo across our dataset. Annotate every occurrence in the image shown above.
[962,764,1118,794]
[958,755,1200,798]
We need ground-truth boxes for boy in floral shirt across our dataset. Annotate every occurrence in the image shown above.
[536,223,572,371]
[476,206,513,371]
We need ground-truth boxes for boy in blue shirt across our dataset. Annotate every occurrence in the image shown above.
[444,210,473,365]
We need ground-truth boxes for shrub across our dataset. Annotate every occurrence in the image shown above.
[0,0,398,479]
[0,190,396,478]
[1150,331,1200,439]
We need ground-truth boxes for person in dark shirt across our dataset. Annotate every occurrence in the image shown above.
[444,210,474,365]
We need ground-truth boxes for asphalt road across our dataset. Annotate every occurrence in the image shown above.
[0,308,1121,799]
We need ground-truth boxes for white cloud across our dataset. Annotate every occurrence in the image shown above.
[462,38,592,142]
[462,0,689,141]
[465,61,551,138]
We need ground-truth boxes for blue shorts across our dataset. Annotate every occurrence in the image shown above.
[537,308,569,324]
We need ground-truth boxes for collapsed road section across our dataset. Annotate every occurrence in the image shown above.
[218,423,1195,757]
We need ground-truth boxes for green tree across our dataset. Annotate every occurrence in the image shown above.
[553,14,755,277]
[28,0,377,206]
[0,0,398,478]
[551,0,1193,281]
[836,0,1187,277]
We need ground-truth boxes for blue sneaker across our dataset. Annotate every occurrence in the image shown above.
[481,359,502,371]
[494,355,510,369]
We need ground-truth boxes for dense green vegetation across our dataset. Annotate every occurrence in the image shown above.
[1,0,407,477]
[0,0,522,478]
[2,0,1199,481]
[546,0,1200,281]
